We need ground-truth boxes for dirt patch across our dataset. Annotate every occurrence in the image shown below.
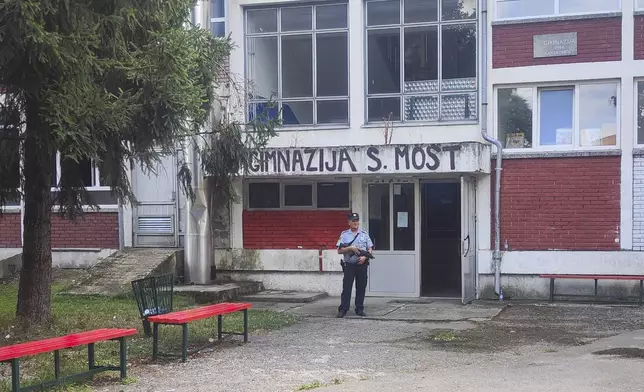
[417,303,644,354]
[593,347,644,359]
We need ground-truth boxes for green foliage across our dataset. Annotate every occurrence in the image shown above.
[0,0,274,218]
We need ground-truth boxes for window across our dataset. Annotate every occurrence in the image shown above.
[496,0,620,20]
[638,0,644,10]
[497,82,619,149]
[365,0,477,123]
[210,0,226,37]
[246,181,350,209]
[0,107,20,192]
[636,81,644,145]
[51,153,106,189]
[245,4,349,126]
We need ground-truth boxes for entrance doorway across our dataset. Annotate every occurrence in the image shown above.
[420,176,477,303]
[420,181,461,297]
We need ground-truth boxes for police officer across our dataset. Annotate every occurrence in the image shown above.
[336,212,373,318]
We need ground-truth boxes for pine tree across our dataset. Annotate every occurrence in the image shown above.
[0,0,277,325]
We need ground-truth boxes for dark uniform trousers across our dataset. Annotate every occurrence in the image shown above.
[339,262,368,313]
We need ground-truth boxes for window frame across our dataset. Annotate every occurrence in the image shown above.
[364,0,478,125]
[210,0,227,38]
[634,79,644,147]
[50,152,110,191]
[494,80,621,152]
[494,0,622,21]
[243,3,351,129]
[244,179,352,210]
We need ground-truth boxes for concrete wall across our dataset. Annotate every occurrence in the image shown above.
[0,248,117,279]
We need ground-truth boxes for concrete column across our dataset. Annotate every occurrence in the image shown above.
[621,0,635,250]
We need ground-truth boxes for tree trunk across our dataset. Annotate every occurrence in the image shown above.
[16,98,55,325]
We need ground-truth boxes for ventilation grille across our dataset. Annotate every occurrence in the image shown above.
[137,216,174,234]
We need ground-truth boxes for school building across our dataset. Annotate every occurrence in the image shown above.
[3,0,644,302]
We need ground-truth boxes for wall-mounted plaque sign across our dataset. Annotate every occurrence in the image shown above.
[533,32,577,58]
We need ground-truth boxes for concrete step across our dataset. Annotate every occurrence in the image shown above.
[241,290,328,303]
[62,248,181,297]
[174,281,264,304]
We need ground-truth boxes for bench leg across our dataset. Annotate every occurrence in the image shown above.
[88,343,95,370]
[54,350,61,379]
[182,324,189,363]
[11,359,20,392]
[594,279,598,301]
[218,315,223,341]
[152,323,159,361]
[549,278,555,302]
[119,337,127,379]
[243,309,248,343]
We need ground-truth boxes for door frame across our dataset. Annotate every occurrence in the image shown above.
[131,150,181,248]
[363,177,421,298]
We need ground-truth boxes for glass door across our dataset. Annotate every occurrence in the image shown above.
[366,181,418,297]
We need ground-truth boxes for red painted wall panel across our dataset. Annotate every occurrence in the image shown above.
[491,156,621,251]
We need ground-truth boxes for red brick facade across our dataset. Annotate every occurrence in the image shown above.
[243,210,350,249]
[493,17,622,69]
[492,156,621,251]
[51,212,119,249]
[634,15,644,60]
[0,213,21,248]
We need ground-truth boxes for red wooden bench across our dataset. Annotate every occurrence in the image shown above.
[0,328,137,392]
[147,302,252,362]
[540,274,644,304]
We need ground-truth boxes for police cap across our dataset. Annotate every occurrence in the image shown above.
[348,213,360,221]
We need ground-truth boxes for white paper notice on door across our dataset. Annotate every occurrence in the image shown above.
[397,212,408,228]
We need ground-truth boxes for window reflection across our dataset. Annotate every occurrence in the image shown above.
[579,84,617,147]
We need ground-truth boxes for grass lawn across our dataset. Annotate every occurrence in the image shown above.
[0,273,299,392]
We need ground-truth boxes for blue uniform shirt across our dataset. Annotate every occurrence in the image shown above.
[336,229,373,264]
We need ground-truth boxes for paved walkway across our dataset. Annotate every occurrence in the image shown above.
[99,300,644,392]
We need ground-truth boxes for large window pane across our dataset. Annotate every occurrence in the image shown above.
[249,102,279,123]
[211,21,225,37]
[281,7,312,32]
[284,184,313,207]
[317,33,348,97]
[283,101,313,125]
[211,0,225,18]
[579,84,618,147]
[405,95,438,121]
[317,100,349,124]
[442,0,476,20]
[247,37,278,99]
[247,9,277,33]
[368,184,390,251]
[0,110,20,190]
[559,0,620,14]
[367,0,400,26]
[639,0,644,10]
[281,35,313,98]
[368,97,401,122]
[638,82,644,144]
[248,183,280,208]
[393,183,414,251]
[368,29,401,94]
[498,88,533,148]
[316,4,347,29]
[496,0,554,19]
[539,89,574,146]
[317,182,350,208]
[404,0,437,23]
[404,26,438,93]
[441,24,476,91]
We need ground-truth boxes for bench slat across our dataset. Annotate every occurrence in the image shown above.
[540,274,644,280]
[0,328,137,362]
[148,302,252,324]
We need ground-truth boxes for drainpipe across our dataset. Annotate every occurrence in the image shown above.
[480,0,504,300]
